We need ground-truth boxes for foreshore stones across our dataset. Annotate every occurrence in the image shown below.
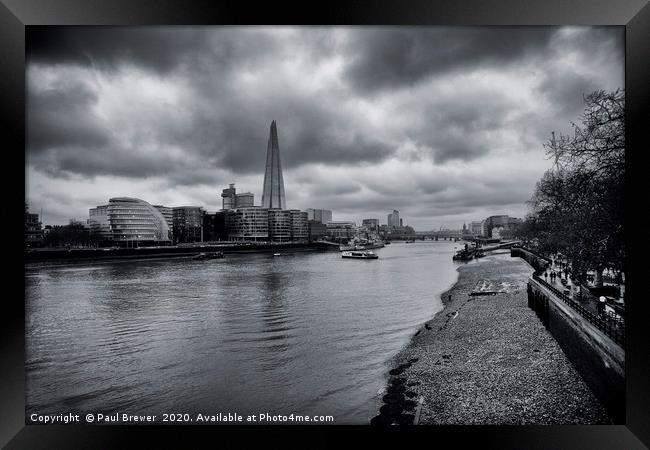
[372,254,612,425]
[372,358,422,425]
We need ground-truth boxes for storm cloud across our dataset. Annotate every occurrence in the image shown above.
[26,26,624,228]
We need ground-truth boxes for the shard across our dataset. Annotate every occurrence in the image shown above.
[261,120,286,209]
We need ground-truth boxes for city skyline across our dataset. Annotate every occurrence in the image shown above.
[26,26,623,229]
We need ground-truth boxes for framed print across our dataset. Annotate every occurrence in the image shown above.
[2,0,649,448]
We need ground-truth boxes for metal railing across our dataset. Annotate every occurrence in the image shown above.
[531,273,625,347]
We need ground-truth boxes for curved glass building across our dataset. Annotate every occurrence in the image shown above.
[107,197,170,243]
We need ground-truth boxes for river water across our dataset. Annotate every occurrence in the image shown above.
[25,241,462,424]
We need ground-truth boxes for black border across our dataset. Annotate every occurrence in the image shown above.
[2,0,648,447]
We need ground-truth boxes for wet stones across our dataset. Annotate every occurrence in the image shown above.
[371,359,421,425]
[387,384,406,394]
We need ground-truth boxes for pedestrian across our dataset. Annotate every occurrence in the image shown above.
[597,296,607,318]
[544,272,548,282]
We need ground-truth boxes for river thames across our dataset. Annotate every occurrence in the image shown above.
[25,241,463,424]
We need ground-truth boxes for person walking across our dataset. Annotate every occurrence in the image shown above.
[544,271,548,282]
[597,296,607,318]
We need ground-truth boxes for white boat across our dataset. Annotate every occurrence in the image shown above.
[273,253,282,256]
[341,251,378,259]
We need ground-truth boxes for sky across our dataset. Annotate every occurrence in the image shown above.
[25,26,624,230]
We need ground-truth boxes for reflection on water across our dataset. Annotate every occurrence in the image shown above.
[26,241,461,423]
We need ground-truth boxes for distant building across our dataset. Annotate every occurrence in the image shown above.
[362,218,379,231]
[306,208,332,224]
[491,226,505,239]
[268,209,292,242]
[470,221,483,235]
[308,220,327,241]
[202,211,227,241]
[261,121,286,209]
[107,197,171,244]
[226,207,269,241]
[225,207,308,242]
[290,210,309,241]
[88,205,113,244]
[173,206,205,243]
[153,205,174,241]
[325,221,356,239]
[25,204,43,246]
[387,210,400,228]
[481,215,522,238]
[221,184,254,210]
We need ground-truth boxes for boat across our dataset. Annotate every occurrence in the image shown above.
[273,253,282,256]
[341,251,379,259]
[452,249,474,261]
[340,240,385,251]
[193,251,224,260]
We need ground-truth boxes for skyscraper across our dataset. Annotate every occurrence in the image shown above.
[388,210,400,228]
[262,120,287,209]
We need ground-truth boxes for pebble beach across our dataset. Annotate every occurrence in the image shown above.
[371,252,611,425]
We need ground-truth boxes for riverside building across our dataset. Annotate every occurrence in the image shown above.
[25,204,43,246]
[153,205,174,241]
[173,206,205,243]
[88,205,113,244]
[225,207,308,242]
[107,197,170,244]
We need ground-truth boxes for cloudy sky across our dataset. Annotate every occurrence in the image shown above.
[26,26,623,230]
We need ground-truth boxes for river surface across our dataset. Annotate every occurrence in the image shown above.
[25,241,463,424]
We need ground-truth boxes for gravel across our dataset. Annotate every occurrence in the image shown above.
[371,253,612,425]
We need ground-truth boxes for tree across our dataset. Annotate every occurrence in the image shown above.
[518,89,625,287]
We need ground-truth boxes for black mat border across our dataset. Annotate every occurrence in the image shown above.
[1,0,648,447]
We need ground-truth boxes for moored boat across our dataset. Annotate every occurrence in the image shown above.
[194,251,224,260]
[342,251,379,259]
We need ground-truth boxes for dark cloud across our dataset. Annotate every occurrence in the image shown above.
[27,81,110,152]
[343,27,557,94]
[25,26,624,227]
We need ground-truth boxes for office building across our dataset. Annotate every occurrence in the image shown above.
[173,206,205,243]
[261,120,286,209]
[290,210,309,241]
[226,207,269,241]
[153,205,174,241]
[306,208,333,224]
[362,218,379,231]
[268,209,292,242]
[308,220,327,241]
[25,204,43,246]
[387,210,400,228]
[221,184,255,210]
[203,211,227,242]
[325,221,356,239]
[107,197,170,243]
[89,205,113,243]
